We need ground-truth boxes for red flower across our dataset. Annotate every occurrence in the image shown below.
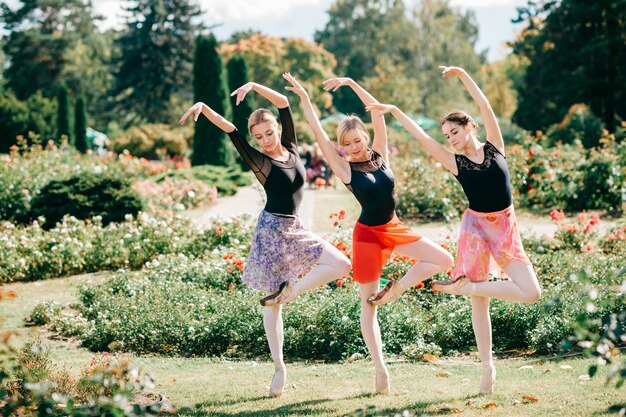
[550,209,565,222]
[415,282,425,289]
[214,226,221,236]
[336,279,344,287]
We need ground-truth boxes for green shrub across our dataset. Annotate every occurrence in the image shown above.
[546,104,605,149]
[30,171,143,229]
[28,301,62,326]
[110,123,192,158]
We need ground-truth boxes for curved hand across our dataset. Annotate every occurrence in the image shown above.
[439,65,466,79]
[322,77,352,92]
[365,103,396,116]
[179,102,204,124]
[230,82,254,106]
[283,72,308,98]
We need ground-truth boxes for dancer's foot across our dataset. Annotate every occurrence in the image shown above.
[432,275,471,296]
[368,281,403,306]
[269,368,287,397]
[260,281,296,306]
[375,367,390,395]
[480,365,496,395]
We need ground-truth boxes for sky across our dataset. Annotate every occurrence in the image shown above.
[4,0,528,62]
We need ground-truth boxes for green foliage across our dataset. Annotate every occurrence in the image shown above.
[152,165,251,196]
[0,0,99,100]
[30,171,143,229]
[113,0,201,125]
[546,104,606,149]
[0,92,56,152]
[227,55,254,171]
[110,123,191,158]
[56,83,71,143]
[394,152,467,222]
[73,95,87,153]
[220,34,336,117]
[0,213,254,283]
[35,219,626,360]
[0,341,160,416]
[192,34,234,167]
[562,268,626,388]
[512,0,626,131]
[28,301,63,326]
[315,0,483,118]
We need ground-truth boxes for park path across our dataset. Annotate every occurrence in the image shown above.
[183,186,565,241]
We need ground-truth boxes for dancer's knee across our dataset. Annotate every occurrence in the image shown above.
[441,251,454,270]
[522,286,541,303]
[335,255,351,277]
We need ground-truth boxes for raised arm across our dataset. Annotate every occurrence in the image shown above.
[366,103,458,175]
[179,102,235,133]
[323,77,388,162]
[180,102,268,182]
[231,82,289,109]
[283,73,351,183]
[439,66,504,155]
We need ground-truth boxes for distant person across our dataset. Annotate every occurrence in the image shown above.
[180,81,350,398]
[305,143,326,187]
[366,65,542,396]
[284,72,453,395]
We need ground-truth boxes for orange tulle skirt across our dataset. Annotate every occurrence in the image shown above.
[352,214,422,283]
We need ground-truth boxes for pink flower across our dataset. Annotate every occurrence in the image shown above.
[550,209,565,222]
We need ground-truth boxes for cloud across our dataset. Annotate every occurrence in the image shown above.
[92,0,329,30]
[450,0,527,7]
[201,0,326,23]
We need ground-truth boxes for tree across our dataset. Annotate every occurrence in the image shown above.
[315,0,483,118]
[227,56,255,136]
[0,0,99,99]
[0,91,56,152]
[74,95,88,153]
[221,34,336,116]
[511,0,626,131]
[315,0,415,114]
[57,84,71,143]
[227,56,254,170]
[408,0,484,118]
[192,34,234,167]
[113,0,201,125]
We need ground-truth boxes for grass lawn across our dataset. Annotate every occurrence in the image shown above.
[1,275,624,416]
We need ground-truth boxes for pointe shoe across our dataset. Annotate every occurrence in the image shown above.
[432,275,471,296]
[367,280,402,306]
[480,366,496,395]
[375,368,390,395]
[269,369,286,397]
[260,281,296,306]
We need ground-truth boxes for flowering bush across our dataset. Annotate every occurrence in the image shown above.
[31,214,626,360]
[562,268,626,388]
[395,155,466,222]
[0,144,248,226]
[550,210,601,252]
[0,213,254,283]
[0,289,163,416]
[393,133,624,221]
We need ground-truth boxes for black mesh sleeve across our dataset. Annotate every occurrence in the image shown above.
[278,106,297,152]
[227,129,271,185]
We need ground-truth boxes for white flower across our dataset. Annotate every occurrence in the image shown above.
[187,190,196,198]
